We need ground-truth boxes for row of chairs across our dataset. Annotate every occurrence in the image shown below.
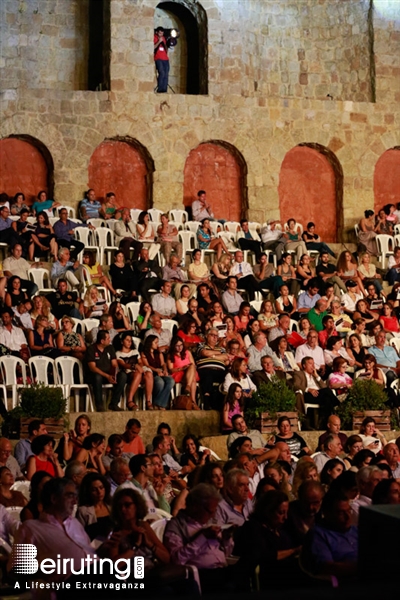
[354,229,398,269]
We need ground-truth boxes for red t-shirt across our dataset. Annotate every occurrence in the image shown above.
[154,34,169,61]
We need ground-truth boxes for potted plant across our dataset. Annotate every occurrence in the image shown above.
[335,378,391,431]
[5,384,67,439]
[245,377,298,433]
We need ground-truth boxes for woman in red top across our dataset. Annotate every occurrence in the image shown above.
[26,435,64,481]
[177,318,202,352]
[167,337,200,409]
[234,301,254,334]
[379,303,400,336]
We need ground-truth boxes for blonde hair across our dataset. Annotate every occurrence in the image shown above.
[83,285,100,306]
[292,459,319,498]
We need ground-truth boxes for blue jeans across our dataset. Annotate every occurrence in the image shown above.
[155,59,170,92]
[153,375,175,408]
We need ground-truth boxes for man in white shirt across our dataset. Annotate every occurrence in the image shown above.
[222,276,244,315]
[192,190,215,221]
[246,331,280,372]
[0,308,29,362]
[144,314,172,352]
[260,219,287,261]
[313,434,345,472]
[351,466,383,525]
[295,330,326,373]
[341,280,363,314]
[229,250,260,301]
[3,243,39,297]
[292,357,337,428]
[151,280,177,319]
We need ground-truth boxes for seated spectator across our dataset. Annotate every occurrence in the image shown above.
[211,252,232,292]
[379,302,400,337]
[223,356,256,396]
[11,209,35,259]
[109,250,138,300]
[196,328,230,410]
[302,222,335,257]
[237,219,263,262]
[285,480,324,546]
[258,299,278,332]
[376,207,393,235]
[372,478,400,504]
[30,294,58,330]
[133,246,162,303]
[0,205,22,248]
[136,300,153,333]
[113,207,143,261]
[0,307,29,364]
[252,355,287,388]
[5,275,28,309]
[253,252,276,294]
[64,461,87,489]
[48,278,83,321]
[347,320,370,351]
[76,472,112,541]
[27,314,60,358]
[318,314,337,349]
[316,251,347,297]
[31,211,58,260]
[356,354,386,387]
[225,338,246,364]
[285,219,308,261]
[260,219,287,262]
[291,460,319,498]
[243,319,261,348]
[268,416,311,458]
[26,435,64,480]
[157,213,182,264]
[51,247,84,291]
[358,209,378,255]
[337,250,366,293]
[317,415,348,452]
[55,315,86,361]
[107,457,131,496]
[209,300,226,328]
[53,207,88,259]
[276,252,299,297]
[164,483,235,593]
[351,465,383,524]
[151,280,177,319]
[320,459,345,490]
[152,433,182,473]
[387,245,400,286]
[180,434,211,472]
[324,335,355,368]
[177,317,202,352]
[135,211,158,255]
[223,314,246,350]
[301,491,358,582]
[275,285,297,319]
[368,330,400,387]
[357,251,383,293]
[269,335,299,375]
[89,313,118,345]
[59,414,92,463]
[79,188,101,222]
[0,467,27,507]
[117,454,162,512]
[20,470,53,522]
[358,416,387,454]
[227,414,266,450]
[247,331,278,373]
[229,250,260,301]
[120,418,145,455]
[197,218,228,261]
[14,419,47,470]
[144,314,172,353]
[353,298,379,324]
[10,192,30,216]
[216,468,252,525]
[329,299,353,334]
[342,435,363,469]
[234,489,301,591]
[268,312,291,344]
[295,330,326,374]
[307,299,329,332]
[188,248,212,287]
[85,330,125,411]
[82,250,117,297]
[297,278,321,314]
[383,442,400,478]
[3,243,39,297]
[221,275,243,316]
[327,356,353,396]
[141,334,174,410]
[292,357,337,429]
[102,434,134,471]
[75,433,106,476]
[163,256,196,300]
[115,332,152,411]
[99,191,122,220]
[233,301,253,334]
[313,435,345,473]
[167,337,200,409]
[222,383,245,432]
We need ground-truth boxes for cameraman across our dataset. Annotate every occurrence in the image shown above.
[154,26,170,93]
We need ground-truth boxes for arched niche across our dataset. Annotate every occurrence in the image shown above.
[0,135,54,206]
[278,143,344,243]
[374,147,400,213]
[184,141,248,222]
[88,0,111,91]
[88,137,154,210]
[155,0,208,95]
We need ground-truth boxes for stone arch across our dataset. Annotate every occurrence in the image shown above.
[183,141,248,222]
[0,135,54,206]
[155,0,208,94]
[88,137,154,210]
[374,147,400,214]
[278,143,344,243]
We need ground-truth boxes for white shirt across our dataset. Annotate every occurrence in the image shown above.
[305,372,320,391]
[295,343,325,369]
[192,200,213,221]
[0,325,27,351]
[229,261,253,278]
[2,256,31,279]
[151,293,176,318]
[351,494,371,525]
[341,291,363,313]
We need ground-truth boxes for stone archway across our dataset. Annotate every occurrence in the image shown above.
[374,147,400,213]
[88,137,154,209]
[279,143,344,243]
[0,135,54,206]
[184,141,248,222]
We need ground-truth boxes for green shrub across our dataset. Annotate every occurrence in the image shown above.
[335,378,388,429]
[13,384,66,420]
[245,376,296,426]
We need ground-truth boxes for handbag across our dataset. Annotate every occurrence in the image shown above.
[173,395,193,410]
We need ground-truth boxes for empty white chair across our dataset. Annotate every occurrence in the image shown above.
[125,302,141,327]
[87,218,105,228]
[376,234,394,268]
[148,208,163,223]
[130,209,142,222]
[55,356,94,412]
[74,227,94,246]
[28,356,59,386]
[249,300,262,313]
[80,318,100,335]
[162,319,178,336]
[185,221,200,234]
[169,209,188,224]
[394,234,400,248]
[93,227,114,247]
[0,356,26,410]
[224,221,241,234]
[27,268,55,294]
[178,231,196,260]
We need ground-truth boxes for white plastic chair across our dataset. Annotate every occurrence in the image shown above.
[80,318,100,333]
[178,231,196,260]
[27,268,55,294]
[250,300,262,313]
[150,518,168,540]
[55,205,76,219]
[394,234,400,248]
[87,218,106,228]
[354,223,360,238]
[289,319,298,332]
[10,481,30,500]
[355,368,387,386]
[54,356,94,412]
[284,221,304,234]
[130,209,142,222]
[389,337,400,356]
[224,221,241,234]
[125,302,141,327]
[185,221,200,234]
[74,226,94,246]
[148,208,163,223]
[93,227,114,247]
[0,356,26,410]
[162,319,178,336]
[5,506,22,521]
[394,224,400,236]
[199,445,222,461]
[28,356,59,386]
[376,234,394,268]
[169,209,188,224]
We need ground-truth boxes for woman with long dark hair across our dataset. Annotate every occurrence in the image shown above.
[221,383,245,432]
[76,472,113,541]
[141,335,174,410]
[31,211,58,259]
[167,337,200,409]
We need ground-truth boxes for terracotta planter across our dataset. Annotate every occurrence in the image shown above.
[20,417,65,439]
[352,410,391,432]
[255,411,299,434]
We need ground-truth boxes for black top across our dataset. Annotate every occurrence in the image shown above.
[109,263,136,292]
[48,290,78,320]
[85,344,116,372]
